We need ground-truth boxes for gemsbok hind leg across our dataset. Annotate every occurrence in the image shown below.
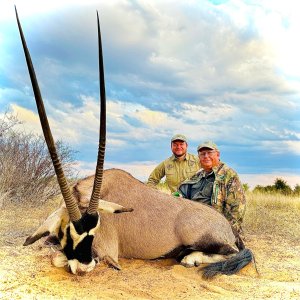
[180,251,235,267]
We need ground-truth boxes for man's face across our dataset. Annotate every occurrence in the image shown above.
[171,140,187,158]
[198,147,220,171]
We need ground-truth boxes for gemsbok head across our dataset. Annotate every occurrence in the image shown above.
[15,6,133,275]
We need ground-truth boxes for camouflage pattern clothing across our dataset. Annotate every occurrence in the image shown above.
[178,162,246,234]
[147,153,199,193]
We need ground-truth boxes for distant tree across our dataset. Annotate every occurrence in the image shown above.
[264,185,276,193]
[274,178,288,190]
[253,184,274,194]
[253,179,296,196]
[253,185,265,193]
[293,184,300,196]
[242,183,249,192]
[274,178,292,195]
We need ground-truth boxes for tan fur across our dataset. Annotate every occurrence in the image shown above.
[73,168,237,264]
[26,168,238,271]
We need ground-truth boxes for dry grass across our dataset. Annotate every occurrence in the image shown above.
[244,192,300,244]
[0,196,62,247]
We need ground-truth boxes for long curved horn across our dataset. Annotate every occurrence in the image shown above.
[87,11,106,215]
[15,6,81,222]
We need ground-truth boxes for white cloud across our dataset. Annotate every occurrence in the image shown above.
[2,0,299,180]
[285,141,300,155]
[9,104,45,135]
[10,94,292,155]
[7,100,98,145]
[105,161,156,182]
[77,159,156,182]
[218,0,300,79]
[134,109,168,128]
[261,140,300,155]
[180,102,236,123]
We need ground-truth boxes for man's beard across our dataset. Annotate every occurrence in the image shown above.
[174,152,186,159]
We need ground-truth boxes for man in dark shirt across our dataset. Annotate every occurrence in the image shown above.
[178,141,246,234]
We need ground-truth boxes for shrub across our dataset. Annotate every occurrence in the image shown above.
[242,183,250,192]
[0,112,77,206]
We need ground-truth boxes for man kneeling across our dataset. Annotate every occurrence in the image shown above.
[177,141,246,235]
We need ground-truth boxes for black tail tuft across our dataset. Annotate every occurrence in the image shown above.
[201,248,253,279]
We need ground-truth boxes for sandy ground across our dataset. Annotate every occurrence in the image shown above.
[1,201,300,299]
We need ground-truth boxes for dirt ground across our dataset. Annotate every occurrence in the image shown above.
[1,201,300,300]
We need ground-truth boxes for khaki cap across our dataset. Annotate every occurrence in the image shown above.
[171,134,187,143]
[197,141,218,152]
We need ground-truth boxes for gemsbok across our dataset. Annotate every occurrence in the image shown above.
[16,6,254,278]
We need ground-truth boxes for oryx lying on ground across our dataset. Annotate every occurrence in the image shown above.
[16,7,254,278]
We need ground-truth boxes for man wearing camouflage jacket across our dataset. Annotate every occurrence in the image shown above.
[178,141,246,234]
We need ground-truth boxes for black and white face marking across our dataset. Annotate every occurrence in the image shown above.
[23,199,133,274]
[57,212,100,275]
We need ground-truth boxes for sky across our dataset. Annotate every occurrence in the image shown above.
[1,0,300,189]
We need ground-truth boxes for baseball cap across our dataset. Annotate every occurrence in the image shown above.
[171,134,187,143]
[197,141,218,152]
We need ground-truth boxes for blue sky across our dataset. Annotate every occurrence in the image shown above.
[1,0,299,189]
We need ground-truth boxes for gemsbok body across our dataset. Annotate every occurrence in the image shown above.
[16,7,254,278]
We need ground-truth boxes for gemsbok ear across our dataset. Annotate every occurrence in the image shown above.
[98,200,134,214]
[23,207,68,246]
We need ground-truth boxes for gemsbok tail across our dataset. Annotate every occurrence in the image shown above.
[201,248,254,279]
